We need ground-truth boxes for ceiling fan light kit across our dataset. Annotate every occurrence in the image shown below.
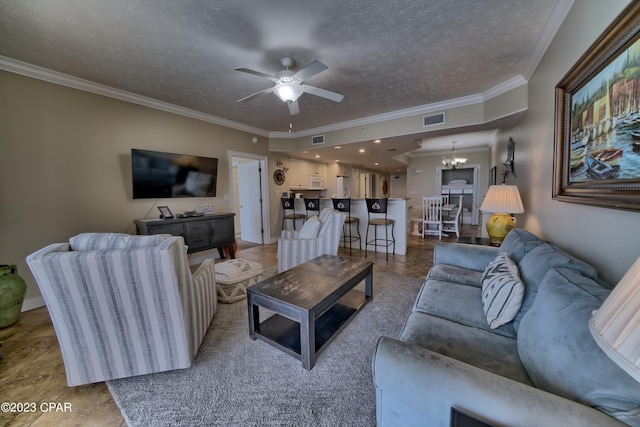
[274,83,304,103]
[235,57,343,115]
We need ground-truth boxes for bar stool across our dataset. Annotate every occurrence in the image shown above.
[365,198,395,261]
[332,198,361,255]
[281,197,305,230]
[304,197,320,219]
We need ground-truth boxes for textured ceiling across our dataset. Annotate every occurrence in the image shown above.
[0,0,567,171]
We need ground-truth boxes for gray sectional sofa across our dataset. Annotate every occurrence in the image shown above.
[373,229,640,426]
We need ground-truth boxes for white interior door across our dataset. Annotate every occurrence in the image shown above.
[238,160,263,244]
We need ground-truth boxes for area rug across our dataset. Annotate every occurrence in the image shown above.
[107,270,424,427]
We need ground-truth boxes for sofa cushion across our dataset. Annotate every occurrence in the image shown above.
[498,229,545,264]
[426,264,482,288]
[513,242,599,332]
[399,310,531,385]
[518,267,640,426]
[481,253,524,329]
[297,215,321,239]
[414,279,516,338]
[69,233,165,251]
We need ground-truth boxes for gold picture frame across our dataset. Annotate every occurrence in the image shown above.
[553,1,640,211]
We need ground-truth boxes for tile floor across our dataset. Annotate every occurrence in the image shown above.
[0,226,476,426]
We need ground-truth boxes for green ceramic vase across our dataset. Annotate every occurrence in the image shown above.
[0,265,27,328]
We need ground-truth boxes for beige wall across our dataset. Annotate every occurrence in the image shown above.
[504,0,640,283]
[0,70,268,303]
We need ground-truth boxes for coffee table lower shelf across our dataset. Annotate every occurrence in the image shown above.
[254,290,367,362]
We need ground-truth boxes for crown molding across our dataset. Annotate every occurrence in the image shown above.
[482,75,528,101]
[1,54,527,141]
[270,76,528,139]
[523,0,575,80]
[0,55,269,137]
[268,93,486,139]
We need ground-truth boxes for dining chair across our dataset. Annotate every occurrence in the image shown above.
[442,195,463,237]
[422,196,444,239]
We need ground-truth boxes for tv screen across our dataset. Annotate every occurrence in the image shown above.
[131,149,218,199]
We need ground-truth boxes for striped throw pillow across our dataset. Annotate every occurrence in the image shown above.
[481,253,524,329]
[297,216,321,239]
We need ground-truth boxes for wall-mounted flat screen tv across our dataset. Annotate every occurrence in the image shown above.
[131,149,218,199]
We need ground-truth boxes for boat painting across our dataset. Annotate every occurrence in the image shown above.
[570,145,586,170]
[585,156,614,179]
[567,36,640,184]
[589,147,623,167]
[554,1,640,212]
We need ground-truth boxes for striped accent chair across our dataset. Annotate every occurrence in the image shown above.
[277,208,346,273]
[26,233,217,386]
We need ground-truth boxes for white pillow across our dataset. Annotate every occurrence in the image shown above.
[297,215,321,239]
[481,253,525,329]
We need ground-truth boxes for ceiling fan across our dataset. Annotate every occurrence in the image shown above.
[234,57,344,115]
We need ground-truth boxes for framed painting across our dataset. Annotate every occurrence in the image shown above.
[553,1,640,211]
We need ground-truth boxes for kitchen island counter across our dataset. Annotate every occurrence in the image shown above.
[283,197,408,255]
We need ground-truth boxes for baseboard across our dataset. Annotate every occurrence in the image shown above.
[22,296,45,312]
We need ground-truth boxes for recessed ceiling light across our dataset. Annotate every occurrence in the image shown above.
[334,145,342,149]
[374,162,380,166]
[302,150,309,154]
[359,149,365,153]
[315,154,320,158]
[373,139,382,144]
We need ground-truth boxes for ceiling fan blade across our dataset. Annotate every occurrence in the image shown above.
[293,60,328,82]
[288,100,300,115]
[234,67,279,83]
[237,87,274,103]
[303,85,344,103]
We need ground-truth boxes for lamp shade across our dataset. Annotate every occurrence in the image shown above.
[479,185,524,214]
[590,256,640,382]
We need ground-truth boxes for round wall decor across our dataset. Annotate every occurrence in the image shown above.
[273,169,285,185]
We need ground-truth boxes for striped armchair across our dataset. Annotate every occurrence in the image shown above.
[26,233,217,386]
[277,208,346,273]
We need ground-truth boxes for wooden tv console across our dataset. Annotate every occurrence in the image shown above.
[134,213,236,257]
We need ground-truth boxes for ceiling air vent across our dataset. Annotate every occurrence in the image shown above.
[423,112,445,127]
[311,135,325,145]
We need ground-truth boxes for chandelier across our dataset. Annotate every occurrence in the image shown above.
[441,141,467,170]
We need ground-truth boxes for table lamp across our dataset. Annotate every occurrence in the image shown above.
[590,256,640,382]
[479,184,524,245]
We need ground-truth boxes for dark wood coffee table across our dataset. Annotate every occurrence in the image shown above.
[246,255,373,369]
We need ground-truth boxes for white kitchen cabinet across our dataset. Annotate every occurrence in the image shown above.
[287,159,309,189]
[337,163,351,177]
[308,161,326,178]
